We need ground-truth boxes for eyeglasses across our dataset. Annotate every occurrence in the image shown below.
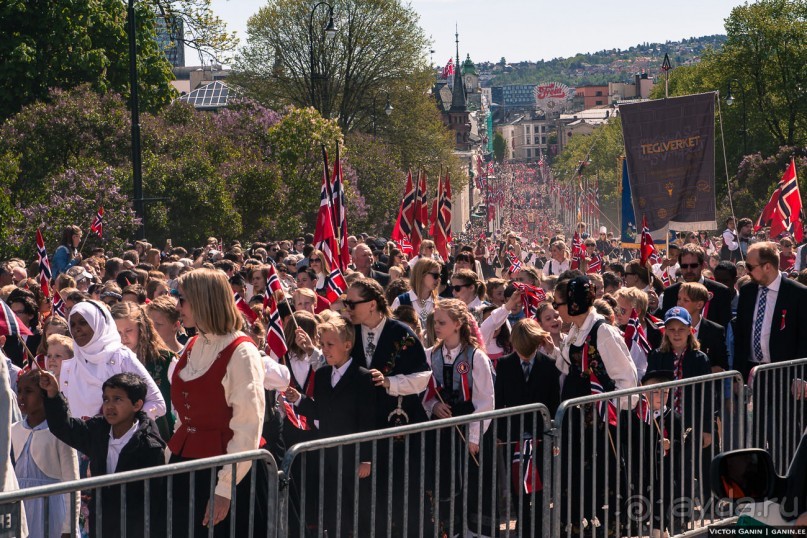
[679,263,701,270]
[551,301,567,309]
[308,258,321,264]
[451,284,472,292]
[343,298,373,309]
[427,272,441,279]
[277,266,288,273]
[745,262,761,271]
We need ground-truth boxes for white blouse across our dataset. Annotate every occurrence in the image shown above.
[174,332,266,500]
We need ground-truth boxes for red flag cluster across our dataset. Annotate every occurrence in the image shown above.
[511,282,547,319]
[639,215,660,266]
[755,158,802,242]
[314,146,350,272]
[391,170,452,261]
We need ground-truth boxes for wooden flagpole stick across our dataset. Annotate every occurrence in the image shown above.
[433,390,480,467]
[17,335,38,369]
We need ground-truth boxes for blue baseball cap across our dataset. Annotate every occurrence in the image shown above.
[664,306,691,326]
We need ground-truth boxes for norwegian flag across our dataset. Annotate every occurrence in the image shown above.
[313,162,340,268]
[264,264,284,296]
[281,395,309,430]
[511,434,542,495]
[640,215,660,266]
[755,159,803,242]
[511,282,547,319]
[570,231,584,270]
[635,394,651,424]
[660,269,671,288]
[52,289,66,319]
[422,373,438,406]
[441,58,454,79]
[623,308,651,355]
[584,340,618,426]
[235,292,258,325]
[36,229,52,298]
[90,207,104,238]
[646,313,665,333]
[432,172,453,260]
[391,171,416,245]
[394,237,414,257]
[487,162,494,176]
[264,295,289,359]
[330,145,350,270]
[411,171,427,254]
[509,258,523,275]
[323,268,347,303]
[0,301,32,337]
[587,251,603,274]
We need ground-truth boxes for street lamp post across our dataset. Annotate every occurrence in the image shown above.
[128,0,144,239]
[308,2,337,114]
[725,79,748,157]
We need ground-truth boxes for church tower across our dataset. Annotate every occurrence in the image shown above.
[447,29,471,150]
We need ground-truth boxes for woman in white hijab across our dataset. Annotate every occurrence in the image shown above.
[59,300,166,420]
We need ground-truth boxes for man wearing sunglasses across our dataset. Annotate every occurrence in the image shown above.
[660,243,732,329]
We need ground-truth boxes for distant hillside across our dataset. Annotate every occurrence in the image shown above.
[484,35,726,87]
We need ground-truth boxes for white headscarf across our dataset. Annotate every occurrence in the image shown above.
[64,300,141,417]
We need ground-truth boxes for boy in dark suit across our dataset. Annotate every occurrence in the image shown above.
[286,316,376,537]
[39,371,166,538]
[623,370,692,536]
[494,318,560,535]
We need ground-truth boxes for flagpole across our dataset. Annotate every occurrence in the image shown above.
[17,336,37,369]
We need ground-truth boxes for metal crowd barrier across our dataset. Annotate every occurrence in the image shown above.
[748,358,807,474]
[552,371,746,538]
[0,449,279,538]
[278,403,553,538]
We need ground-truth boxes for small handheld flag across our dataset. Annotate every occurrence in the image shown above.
[36,229,52,298]
[90,207,104,238]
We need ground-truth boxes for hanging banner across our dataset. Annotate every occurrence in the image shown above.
[620,92,717,233]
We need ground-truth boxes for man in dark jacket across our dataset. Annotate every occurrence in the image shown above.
[40,371,166,538]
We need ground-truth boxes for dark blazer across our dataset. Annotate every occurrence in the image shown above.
[646,348,713,433]
[494,352,560,442]
[661,278,733,329]
[733,276,807,380]
[369,269,390,288]
[352,318,430,428]
[697,318,728,370]
[297,358,377,456]
[44,394,166,538]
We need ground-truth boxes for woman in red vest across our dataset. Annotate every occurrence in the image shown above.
[170,268,268,537]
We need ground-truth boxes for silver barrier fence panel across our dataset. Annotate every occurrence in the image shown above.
[278,403,553,537]
[0,449,279,538]
[748,358,807,474]
[551,371,746,538]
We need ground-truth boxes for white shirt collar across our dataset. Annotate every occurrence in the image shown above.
[332,358,352,377]
[765,272,783,292]
[109,420,138,443]
[362,316,387,337]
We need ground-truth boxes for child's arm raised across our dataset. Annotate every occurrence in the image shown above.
[39,370,93,455]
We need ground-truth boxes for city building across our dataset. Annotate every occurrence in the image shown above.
[155,17,185,68]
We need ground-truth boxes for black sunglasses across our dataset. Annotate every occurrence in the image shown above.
[343,298,373,309]
[551,301,566,309]
[679,263,701,270]
[427,272,441,279]
[451,284,472,292]
[308,258,321,264]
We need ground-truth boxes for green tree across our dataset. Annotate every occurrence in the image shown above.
[0,0,176,121]
[493,132,506,163]
[232,0,429,133]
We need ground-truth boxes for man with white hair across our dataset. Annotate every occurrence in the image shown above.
[353,243,390,287]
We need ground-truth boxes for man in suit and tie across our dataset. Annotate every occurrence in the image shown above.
[734,242,807,380]
[351,243,390,288]
[661,244,733,329]
[495,318,561,534]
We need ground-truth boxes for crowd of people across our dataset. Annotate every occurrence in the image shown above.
[1,212,806,537]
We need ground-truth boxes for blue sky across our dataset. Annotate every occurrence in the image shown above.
[205,0,745,66]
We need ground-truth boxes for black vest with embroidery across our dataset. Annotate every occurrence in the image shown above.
[561,319,616,401]
[432,346,476,416]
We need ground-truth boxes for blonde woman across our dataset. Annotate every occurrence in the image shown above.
[170,269,267,536]
[307,249,331,292]
[391,257,442,330]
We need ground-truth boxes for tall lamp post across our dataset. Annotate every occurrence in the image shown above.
[725,79,748,157]
[127,0,145,239]
[308,2,337,114]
